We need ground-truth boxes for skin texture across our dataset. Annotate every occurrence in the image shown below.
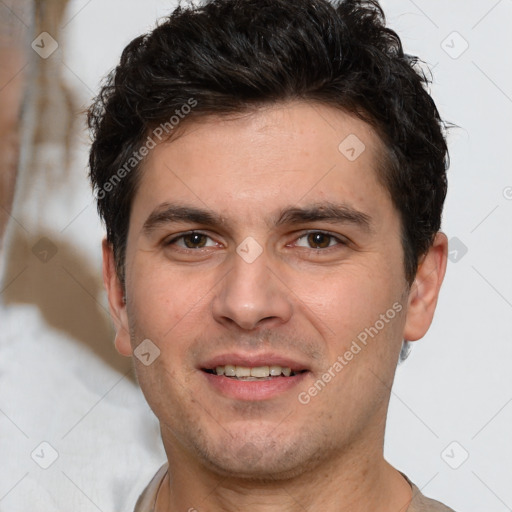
[103,101,447,512]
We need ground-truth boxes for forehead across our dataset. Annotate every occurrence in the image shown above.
[129,101,393,233]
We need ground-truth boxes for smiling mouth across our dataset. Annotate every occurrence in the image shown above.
[202,365,308,380]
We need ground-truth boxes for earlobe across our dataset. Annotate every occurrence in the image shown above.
[403,232,448,342]
[114,331,132,356]
[102,238,133,356]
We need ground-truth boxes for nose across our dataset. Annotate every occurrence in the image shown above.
[212,248,293,331]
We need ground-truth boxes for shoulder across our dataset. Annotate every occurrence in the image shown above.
[402,473,457,512]
[133,464,168,512]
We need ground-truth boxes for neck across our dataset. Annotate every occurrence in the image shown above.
[155,435,412,512]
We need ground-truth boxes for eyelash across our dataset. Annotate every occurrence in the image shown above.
[293,231,347,250]
[165,231,218,249]
[164,230,348,251]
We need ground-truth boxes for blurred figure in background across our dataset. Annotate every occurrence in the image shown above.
[0,2,164,510]
[0,0,30,250]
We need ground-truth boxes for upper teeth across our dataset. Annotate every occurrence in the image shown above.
[215,365,292,377]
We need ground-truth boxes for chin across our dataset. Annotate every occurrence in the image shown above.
[194,431,328,481]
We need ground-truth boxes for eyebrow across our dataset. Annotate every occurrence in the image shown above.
[142,201,373,235]
[142,203,224,235]
[275,203,373,232]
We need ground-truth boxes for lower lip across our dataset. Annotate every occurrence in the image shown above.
[202,371,309,401]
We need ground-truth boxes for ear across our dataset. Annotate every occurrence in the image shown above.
[102,238,132,356]
[403,232,448,342]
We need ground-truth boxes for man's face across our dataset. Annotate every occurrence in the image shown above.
[108,102,428,479]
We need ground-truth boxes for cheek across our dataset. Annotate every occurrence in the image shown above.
[127,255,210,342]
[291,262,402,340]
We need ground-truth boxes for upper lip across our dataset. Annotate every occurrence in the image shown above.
[200,353,310,372]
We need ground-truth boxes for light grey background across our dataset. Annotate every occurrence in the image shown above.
[0,1,510,511]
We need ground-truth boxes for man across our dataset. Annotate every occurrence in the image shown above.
[88,0,454,510]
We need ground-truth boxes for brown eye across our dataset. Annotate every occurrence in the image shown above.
[182,233,208,248]
[307,232,333,249]
[166,232,216,249]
